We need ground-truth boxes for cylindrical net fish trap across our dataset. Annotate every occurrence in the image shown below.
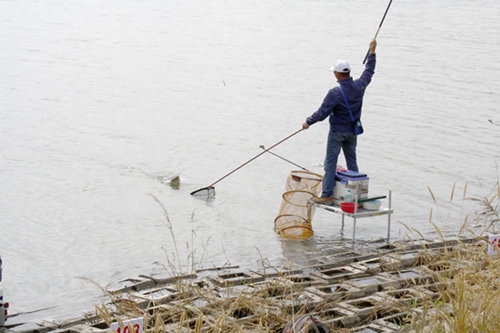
[274,170,323,239]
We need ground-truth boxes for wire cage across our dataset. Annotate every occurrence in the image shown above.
[274,170,323,239]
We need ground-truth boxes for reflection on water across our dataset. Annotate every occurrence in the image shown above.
[279,234,388,268]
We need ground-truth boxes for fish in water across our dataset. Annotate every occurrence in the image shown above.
[169,175,180,189]
[147,172,181,189]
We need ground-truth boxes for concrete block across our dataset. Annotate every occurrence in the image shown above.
[373,311,416,332]
[305,283,365,301]
[389,252,420,268]
[343,275,401,295]
[109,273,198,294]
[379,268,437,288]
[310,265,367,283]
[249,266,303,278]
[379,254,404,271]
[271,290,324,313]
[336,295,385,321]
[138,272,197,286]
[319,252,363,266]
[353,253,382,262]
[375,287,430,308]
[308,262,351,271]
[376,243,399,251]
[216,284,256,299]
[411,281,448,301]
[338,295,411,323]
[277,272,329,288]
[352,258,382,275]
[3,322,55,333]
[189,277,217,291]
[67,327,109,333]
[211,270,265,286]
[108,277,155,294]
[134,285,180,303]
[315,307,361,329]
[250,276,295,295]
[125,278,220,309]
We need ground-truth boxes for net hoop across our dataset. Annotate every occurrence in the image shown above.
[274,213,309,225]
[281,190,316,206]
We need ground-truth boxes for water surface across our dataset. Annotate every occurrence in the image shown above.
[1,0,499,323]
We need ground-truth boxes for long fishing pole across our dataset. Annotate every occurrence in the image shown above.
[259,145,309,171]
[191,129,303,196]
[362,0,393,64]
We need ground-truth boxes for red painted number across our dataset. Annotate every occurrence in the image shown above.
[116,324,140,333]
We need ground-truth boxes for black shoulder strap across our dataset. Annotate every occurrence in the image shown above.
[338,85,355,122]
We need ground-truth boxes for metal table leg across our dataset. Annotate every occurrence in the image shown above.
[353,216,357,242]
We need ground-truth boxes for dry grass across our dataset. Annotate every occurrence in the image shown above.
[88,183,500,333]
[409,241,500,333]
[396,181,500,333]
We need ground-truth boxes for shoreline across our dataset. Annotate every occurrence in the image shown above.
[1,236,489,333]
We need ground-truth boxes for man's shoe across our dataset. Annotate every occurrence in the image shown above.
[312,195,334,205]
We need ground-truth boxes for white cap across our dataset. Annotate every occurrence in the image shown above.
[330,59,351,73]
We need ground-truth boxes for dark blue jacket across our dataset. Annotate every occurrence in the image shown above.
[306,53,376,132]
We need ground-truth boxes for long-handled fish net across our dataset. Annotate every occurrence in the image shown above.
[191,129,303,197]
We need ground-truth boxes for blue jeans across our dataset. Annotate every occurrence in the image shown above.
[321,130,358,197]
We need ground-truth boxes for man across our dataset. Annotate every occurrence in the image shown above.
[302,40,377,205]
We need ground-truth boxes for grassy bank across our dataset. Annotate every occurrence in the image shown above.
[87,183,500,333]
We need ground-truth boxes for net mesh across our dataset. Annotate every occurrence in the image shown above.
[274,170,323,239]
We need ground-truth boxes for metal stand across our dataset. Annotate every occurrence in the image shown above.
[315,190,393,242]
